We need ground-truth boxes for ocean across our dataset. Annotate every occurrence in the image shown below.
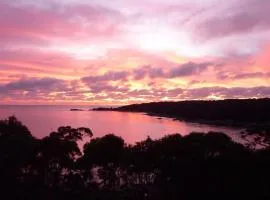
[0,105,243,144]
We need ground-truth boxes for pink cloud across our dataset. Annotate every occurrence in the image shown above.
[0,1,124,47]
[188,0,270,41]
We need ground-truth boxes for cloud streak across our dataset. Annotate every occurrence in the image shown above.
[82,61,214,85]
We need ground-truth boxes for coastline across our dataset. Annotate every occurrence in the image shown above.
[91,98,270,129]
[92,109,248,129]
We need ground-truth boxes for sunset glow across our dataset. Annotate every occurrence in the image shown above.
[0,0,269,104]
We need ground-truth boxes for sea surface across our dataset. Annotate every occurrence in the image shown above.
[0,105,243,144]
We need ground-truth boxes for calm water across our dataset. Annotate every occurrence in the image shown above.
[0,105,243,144]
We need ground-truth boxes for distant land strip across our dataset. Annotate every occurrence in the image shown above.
[92,98,270,127]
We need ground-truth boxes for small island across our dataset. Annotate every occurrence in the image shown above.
[70,108,84,111]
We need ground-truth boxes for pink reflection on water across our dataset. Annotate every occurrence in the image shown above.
[0,106,242,144]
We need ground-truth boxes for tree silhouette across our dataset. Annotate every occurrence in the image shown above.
[81,134,125,188]
[1,116,270,200]
[0,116,37,199]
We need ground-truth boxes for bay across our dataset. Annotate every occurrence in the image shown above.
[0,105,242,144]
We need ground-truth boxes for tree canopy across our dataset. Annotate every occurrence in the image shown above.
[0,116,270,200]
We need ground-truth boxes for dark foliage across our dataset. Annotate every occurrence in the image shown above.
[94,98,270,126]
[1,116,270,200]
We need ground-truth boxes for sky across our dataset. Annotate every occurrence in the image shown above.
[0,0,269,105]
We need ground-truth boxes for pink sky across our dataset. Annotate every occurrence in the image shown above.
[0,0,269,105]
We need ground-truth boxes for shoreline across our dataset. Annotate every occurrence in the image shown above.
[91,98,270,129]
[92,109,248,129]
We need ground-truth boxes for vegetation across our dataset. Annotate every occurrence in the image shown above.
[94,98,270,127]
[1,116,270,200]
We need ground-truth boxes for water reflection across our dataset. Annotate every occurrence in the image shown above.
[0,105,242,144]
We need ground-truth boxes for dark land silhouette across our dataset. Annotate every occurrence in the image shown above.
[93,98,270,127]
[70,109,84,111]
[1,116,270,200]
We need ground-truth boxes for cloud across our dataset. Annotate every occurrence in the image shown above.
[149,86,270,100]
[0,77,66,92]
[218,72,270,80]
[0,0,269,104]
[178,86,270,99]
[0,78,79,102]
[91,86,270,101]
[82,61,213,84]
[82,71,129,83]
[0,1,124,48]
[169,62,212,78]
[0,76,269,103]
[132,65,166,80]
[89,82,129,94]
[190,0,270,40]
[0,49,74,68]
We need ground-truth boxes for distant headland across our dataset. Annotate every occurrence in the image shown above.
[92,98,270,127]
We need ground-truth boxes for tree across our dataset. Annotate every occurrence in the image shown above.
[81,134,125,188]
[33,126,93,188]
[0,116,37,198]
